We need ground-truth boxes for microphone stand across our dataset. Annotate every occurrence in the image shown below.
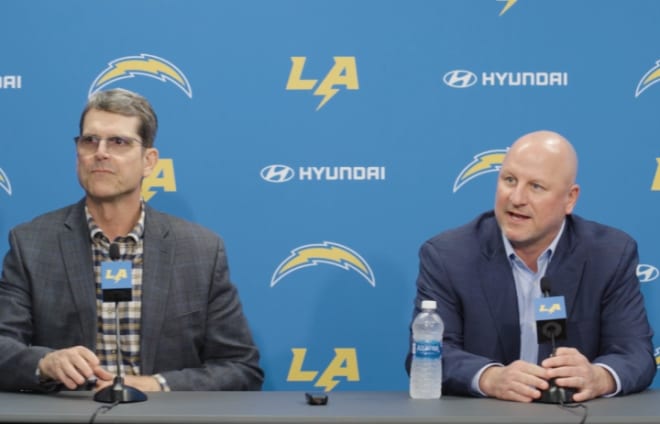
[94,301,147,403]
[539,331,575,404]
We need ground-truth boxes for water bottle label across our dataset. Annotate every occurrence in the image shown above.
[413,340,442,359]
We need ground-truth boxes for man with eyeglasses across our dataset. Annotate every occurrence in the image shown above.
[0,89,264,393]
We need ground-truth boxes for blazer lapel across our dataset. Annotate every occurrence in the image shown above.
[478,217,521,364]
[139,207,174,374]
[60,201,97,349]
[540,217,585,360]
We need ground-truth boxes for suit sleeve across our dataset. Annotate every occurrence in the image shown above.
[592,237,656,394]
[406,240,495,396]
[156,236,264,390]
[0,229,56,392]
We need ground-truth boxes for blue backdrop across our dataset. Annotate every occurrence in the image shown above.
[1,0,658,391]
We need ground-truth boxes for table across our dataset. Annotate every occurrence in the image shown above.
[0,390,657,423]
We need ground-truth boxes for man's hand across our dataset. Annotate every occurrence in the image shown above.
[123,375,162,391]
[479,360,550,402]
[542,347,615,402]
[38,346,113,390]
[95,375,162,392]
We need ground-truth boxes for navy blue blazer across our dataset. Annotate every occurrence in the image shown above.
[0,199,263,392]
[407,212,655,396]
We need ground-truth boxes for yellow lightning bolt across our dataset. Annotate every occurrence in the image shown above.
[313,83,339,111]
[97,58,186,87]
[462,153,506,180]
[280,245,369,277]
[314,348,359,391]
[499,0,518,16]
[315,373,340,392]
[643,69,660,86]
[142,188,156,202]
[271,242,375,287]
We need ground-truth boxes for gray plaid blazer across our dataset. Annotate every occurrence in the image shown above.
[0,199,263,391]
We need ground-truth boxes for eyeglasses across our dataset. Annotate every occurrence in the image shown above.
[74,135,143,154]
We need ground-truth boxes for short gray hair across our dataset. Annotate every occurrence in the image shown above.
[79,89,158,148]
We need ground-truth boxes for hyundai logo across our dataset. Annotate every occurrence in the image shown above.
[443,70,478,88]
[637,264,659,283]
[260,165,295,183]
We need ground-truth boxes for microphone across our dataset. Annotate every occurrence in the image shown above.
[100,243,132,303]
[540,276,551,297]
[109,242,120,261]
[534,276,574,404]
[536,277,566,344]
[94,242,147,404]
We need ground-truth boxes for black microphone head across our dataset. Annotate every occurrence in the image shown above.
[109,243,120,261]
[540,321,564,339]
[540,276,551,297]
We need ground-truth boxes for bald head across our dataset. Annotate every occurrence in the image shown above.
[494,130,580,263]
[505,130,578,187]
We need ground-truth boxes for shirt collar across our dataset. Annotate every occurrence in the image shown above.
[86,203,146,244]
[502,218,566,262]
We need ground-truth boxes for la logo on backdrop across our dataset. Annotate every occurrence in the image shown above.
[87,53,193,201]
[271,241,375,391]
[286,57,359,111]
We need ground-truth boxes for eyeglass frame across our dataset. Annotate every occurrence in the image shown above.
[73,134,145,153]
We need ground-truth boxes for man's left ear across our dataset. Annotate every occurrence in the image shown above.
[143,148,159,178]
[566,184,580,214]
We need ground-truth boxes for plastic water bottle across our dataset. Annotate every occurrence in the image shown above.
[409,300,444,399]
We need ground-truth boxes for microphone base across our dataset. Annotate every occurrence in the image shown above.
[93,377,147,403]
[536,382,575,404]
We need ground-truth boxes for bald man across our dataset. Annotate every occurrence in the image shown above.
[406,130,655,402]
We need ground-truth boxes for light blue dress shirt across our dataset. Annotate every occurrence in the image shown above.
[470,220,564,393]
[503,221,564,364]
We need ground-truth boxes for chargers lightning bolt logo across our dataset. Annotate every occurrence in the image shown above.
[0,168,12,196]
[497,0,518,16]
[271,241,375,287]
[453,149,508,192]
[88,54,193,98]
[635,60,660,98]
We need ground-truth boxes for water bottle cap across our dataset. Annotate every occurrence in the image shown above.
[421,300,437,310]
